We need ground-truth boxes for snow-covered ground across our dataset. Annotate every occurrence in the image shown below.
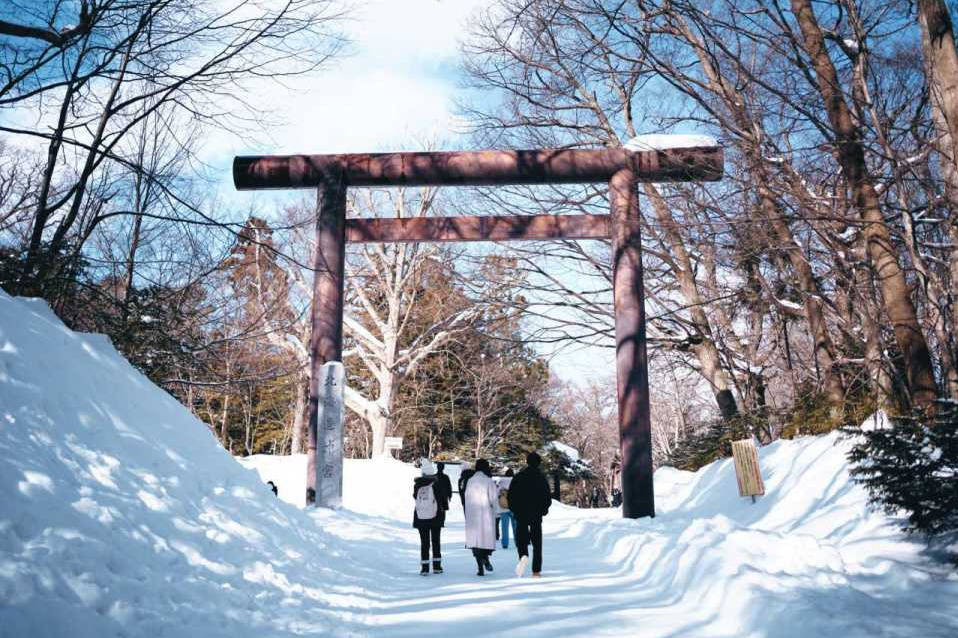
[2,289,957,637]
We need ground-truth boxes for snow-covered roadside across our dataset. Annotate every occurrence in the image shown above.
[3,289,958,637]
[0,291,376,637]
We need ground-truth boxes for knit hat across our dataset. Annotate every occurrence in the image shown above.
[420,458,437,476]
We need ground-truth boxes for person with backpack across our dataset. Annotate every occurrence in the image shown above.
[413,459,448,575]
[496,469,516,549]
[464,458,498,576]
[507,452,552,578]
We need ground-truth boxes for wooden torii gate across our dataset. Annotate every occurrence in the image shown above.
[233,146,723,519]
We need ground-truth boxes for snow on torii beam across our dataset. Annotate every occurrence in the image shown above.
[232,146,723,520]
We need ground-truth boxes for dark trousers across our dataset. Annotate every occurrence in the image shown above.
[515,517,543,573]
[418,526,441,562]
[471,548,492,560]
[472,547,492,571]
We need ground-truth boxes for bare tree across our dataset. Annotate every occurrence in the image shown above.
[342,188,484,456]
[787,0,937,408]
[461,0,746,419]
[461,0,958,432]
[0,0,344,292]
[231,188,487,458]
[915,0,958,396]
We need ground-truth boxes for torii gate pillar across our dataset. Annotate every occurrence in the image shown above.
[610,168,654,518]
[305,167,346,506]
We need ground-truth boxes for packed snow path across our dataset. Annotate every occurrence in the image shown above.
[261,454,958,638]
[2,290,958,637]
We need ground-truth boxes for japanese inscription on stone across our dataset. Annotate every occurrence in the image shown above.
[316,361,344,508]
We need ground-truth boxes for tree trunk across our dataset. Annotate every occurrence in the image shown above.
[43,43,133,282]
[917,0,958,398]
[858,266,895,412]
[291,374,306,455]
[121,208,144,323]
[370,412,387,458]
[24,46,87,292]
[669,11,845,416]
[756,177,846,416]
[918,0,958,170]
[219,393,231,446]
[644,185,739,420]
[791,0,938,408]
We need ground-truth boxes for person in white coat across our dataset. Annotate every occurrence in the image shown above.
[464,458,498,576]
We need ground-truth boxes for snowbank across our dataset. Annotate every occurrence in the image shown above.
[239,452,420,520]
[2,288,957,637]
[0,291,371,637]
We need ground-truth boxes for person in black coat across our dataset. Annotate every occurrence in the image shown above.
[458,464,475,508]
[507,451,552,577]
[413,459,449,574]
[435,462,453,509]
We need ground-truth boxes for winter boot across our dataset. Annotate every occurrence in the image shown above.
[432,560,443,574]
[420,561,429,576]
[483,555,494,572]
[475,556,485,576]
[515,555,529,578]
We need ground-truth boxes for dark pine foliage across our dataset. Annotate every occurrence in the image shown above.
[846,402,958,549]
[665,415,752,471]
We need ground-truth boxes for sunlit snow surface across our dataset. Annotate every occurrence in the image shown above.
[2,289,957,637]
[624,133,717,151]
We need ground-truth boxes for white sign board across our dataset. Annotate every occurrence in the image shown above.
[316,361,344,508]
[384,437,403,450]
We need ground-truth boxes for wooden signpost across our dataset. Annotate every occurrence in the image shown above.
[731,439,765,503]
[234,145,724,517]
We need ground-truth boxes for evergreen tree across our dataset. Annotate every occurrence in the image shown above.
[665,416,750,472]
[846,403,958,558]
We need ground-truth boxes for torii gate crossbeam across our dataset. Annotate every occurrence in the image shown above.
[233,146,723,519]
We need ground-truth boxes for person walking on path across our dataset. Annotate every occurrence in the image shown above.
[413,459,448,575]
[507,452,552,578]
[496,469,516,549]
[435,462,453,510]
[464,458,498,576]
[458,462,475,508]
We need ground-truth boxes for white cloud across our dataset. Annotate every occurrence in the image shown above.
[261,67,457,154]
[220,0,490,158]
